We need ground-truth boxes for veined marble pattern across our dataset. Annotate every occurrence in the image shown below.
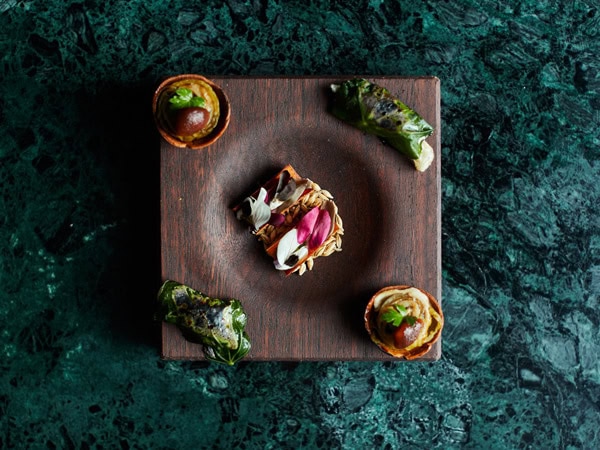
[1,0,598,448]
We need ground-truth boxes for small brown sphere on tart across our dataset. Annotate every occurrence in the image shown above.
[172,106,210,136]
[152,74,230,149]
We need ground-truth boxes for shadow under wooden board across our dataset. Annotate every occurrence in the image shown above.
[159,76,441,362]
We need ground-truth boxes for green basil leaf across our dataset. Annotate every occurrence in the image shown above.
[168,88,206,110]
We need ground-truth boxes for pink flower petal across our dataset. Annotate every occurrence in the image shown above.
[296,207,319,244]
[308,209,332,250]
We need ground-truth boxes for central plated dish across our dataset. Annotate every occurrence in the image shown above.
[159,76,441,361]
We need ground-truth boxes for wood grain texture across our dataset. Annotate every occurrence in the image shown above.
[160,76,441,361]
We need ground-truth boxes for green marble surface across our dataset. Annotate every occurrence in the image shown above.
[1,0,599,448]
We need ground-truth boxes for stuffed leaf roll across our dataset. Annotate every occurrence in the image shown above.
[157,280,251,365]
[329,78,435,172]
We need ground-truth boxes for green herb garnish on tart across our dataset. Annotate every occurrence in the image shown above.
[168,87,207,110]
[380,304,417,327]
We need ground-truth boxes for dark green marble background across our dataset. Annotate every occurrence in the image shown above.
[1,0,599,448]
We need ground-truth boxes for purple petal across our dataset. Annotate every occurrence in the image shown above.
[296,207,319,244]
[269,212,285,227]
[308,209,332,250]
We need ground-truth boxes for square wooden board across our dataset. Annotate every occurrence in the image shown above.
[160,76,441,361]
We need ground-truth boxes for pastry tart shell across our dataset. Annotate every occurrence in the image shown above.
[364,285,444,360]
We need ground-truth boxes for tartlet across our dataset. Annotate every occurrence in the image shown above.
[152,74,231,149]
[364,285,443,359]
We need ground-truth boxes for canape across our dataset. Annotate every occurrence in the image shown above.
[153,74,230,149]
[234,165,343,276]
[364,285,443,359]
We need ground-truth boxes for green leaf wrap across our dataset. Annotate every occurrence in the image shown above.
[329,78,433,160]
[157,280,251,365]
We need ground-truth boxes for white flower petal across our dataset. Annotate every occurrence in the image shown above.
[256,187,268,204]
[274,245,309,271]
[293,245,309,261]
[276,229,299,266]
[250,188,271,229]
[274,260,292,271]
[272,181,309,213]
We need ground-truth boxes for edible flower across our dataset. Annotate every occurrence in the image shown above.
[236,171,309,231]
[274,229,309,271]
[308,209,331,250]
[236,187,271,230]
[274,206,332,270]
[270,179,308,212]
[296,206,319,243]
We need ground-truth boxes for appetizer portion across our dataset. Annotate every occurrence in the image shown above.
[153,74,230,149]
[234,165,343,276]
[364,285,443,360]
[157,280,250,365]
[329,78,435,172]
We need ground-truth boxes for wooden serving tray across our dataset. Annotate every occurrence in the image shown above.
[160,76,441,361]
